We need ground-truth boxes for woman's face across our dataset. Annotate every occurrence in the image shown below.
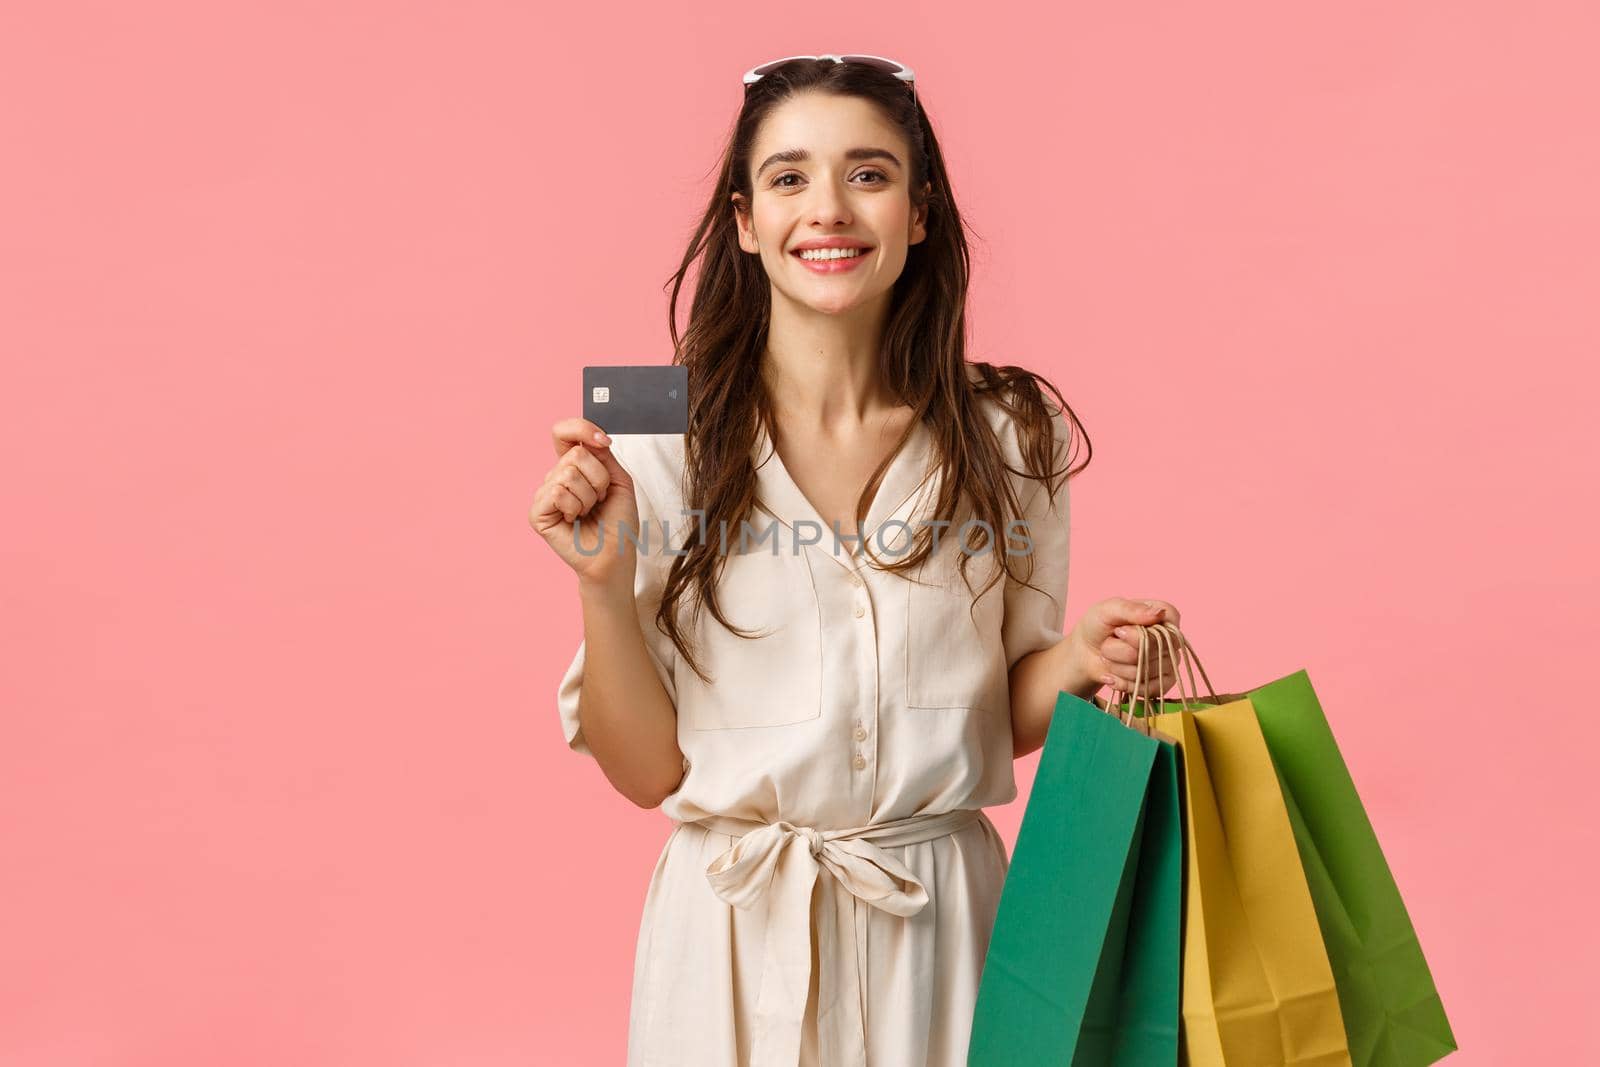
[734,91,930,317]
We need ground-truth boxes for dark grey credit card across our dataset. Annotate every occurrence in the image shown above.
[582,365,689,434]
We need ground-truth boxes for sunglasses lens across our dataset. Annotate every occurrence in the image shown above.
[839,55,906,76]
[745,54,914,90]
[750,55,812,79]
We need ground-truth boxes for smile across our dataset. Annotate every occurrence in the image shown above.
[792,247,873,273]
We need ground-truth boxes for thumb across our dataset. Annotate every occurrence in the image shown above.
[1113,598,1165,624]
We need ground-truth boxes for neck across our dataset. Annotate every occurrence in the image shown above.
[762,288,897,430]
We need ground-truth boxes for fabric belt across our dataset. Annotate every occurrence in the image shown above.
[691,807,983,1067]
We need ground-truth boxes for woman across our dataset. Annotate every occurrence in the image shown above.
[531,55,1183,1067]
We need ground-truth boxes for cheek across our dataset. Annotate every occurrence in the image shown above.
[873,198,912,230]
[751,209,786,252]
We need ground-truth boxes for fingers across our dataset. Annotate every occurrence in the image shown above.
[1098,627,1183,694]
[1101,635,1181,669]
[551,417,613,456]
[1081,596,1185,694]
[1147,600,1180,627]
[532,420,637,542]
[1099,596,1166,626]
[1117,675,1180,700]
[548,442,613,500]
[1100,654,1180,693]
[531,465,599,527]
[529,480,584,530]
[1105,626,1187,660]
[551,419,635,488]
[1102,648,1181,697]
[1091,596,1181,637]
[1098,599,1183,653]
[536,440,616,524]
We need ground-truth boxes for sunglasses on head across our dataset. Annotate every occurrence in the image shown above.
[741,53,917,106]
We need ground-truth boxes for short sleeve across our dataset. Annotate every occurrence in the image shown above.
[555,473,680,757]
[1000,411,1072,671]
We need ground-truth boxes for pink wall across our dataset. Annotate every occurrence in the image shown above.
[3,3,1594,1064]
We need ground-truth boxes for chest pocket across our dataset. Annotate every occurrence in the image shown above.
[674,527,823,731]
[904,527,1006,710]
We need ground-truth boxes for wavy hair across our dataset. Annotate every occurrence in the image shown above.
[656,57,1092,684]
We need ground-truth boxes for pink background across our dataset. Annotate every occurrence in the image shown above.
[2,2,1594,1064]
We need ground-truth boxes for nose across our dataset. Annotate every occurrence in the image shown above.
[806,177,853,229]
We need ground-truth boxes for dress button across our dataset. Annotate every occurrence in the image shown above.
[853,753,867,770]
[853,725,867,741]
[853,602,866,618]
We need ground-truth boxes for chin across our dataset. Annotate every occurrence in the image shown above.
[803,296,867,316]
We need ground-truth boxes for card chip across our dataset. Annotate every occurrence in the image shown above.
[591,386,610,403]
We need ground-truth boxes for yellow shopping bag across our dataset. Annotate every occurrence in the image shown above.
[1120,627,1352,1066]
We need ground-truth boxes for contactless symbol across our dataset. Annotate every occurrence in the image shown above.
[592,386,610,403]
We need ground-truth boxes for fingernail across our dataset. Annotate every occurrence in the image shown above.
[594,431,610,444]
[1113,627,1128,639]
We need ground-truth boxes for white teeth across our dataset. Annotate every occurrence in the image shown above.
[797,247,865,261]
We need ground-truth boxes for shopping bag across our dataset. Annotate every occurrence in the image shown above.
[968,691,1182,1066]
[1151,698,1353,1066]
[1180,669,1456,1066]
[1113,620,1351,1065]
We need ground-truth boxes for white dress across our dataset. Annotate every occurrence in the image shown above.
[557,390,1073,1066]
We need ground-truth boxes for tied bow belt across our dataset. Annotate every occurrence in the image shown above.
[694,807,983,1067]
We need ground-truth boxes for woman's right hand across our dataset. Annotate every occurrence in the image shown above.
[529,418,641,592]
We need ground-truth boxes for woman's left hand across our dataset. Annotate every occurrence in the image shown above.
[1065,597,1186,700]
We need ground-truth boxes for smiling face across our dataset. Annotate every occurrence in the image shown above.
[734,91,930,317]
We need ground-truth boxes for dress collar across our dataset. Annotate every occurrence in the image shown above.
[750,414,936,575]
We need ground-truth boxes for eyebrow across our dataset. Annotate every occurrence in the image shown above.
[754,146,904,179]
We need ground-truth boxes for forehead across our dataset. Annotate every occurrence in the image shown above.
[750,92,907,164]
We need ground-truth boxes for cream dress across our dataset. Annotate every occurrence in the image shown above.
[557,392,1073,1067]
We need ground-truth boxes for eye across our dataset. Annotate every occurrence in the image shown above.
[769,169,892,189]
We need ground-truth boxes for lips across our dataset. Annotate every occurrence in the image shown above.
[791,246,873,274]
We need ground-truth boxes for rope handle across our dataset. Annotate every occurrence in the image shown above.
[1092,620,1222,726]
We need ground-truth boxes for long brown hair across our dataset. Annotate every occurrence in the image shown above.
[656,57,1092,684]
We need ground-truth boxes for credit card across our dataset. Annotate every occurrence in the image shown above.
[582,365,689,434]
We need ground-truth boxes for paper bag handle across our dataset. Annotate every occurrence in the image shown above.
[1097,621,1223,721]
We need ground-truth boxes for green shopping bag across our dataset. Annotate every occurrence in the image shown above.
[968,691,1182,1066]
[1229,669,1456,1066]
[1122,625,1457,1066]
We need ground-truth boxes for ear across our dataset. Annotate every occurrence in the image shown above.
[731,192,759,253]
[909,180,932,245]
